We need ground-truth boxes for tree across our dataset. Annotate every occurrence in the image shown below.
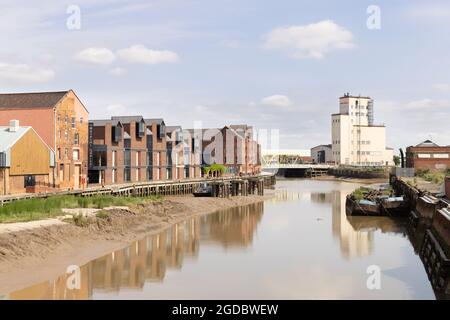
[393,155,401,166]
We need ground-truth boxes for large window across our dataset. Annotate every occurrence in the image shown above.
[147,167,153,181]
[124,168,131,182]
[124,150,131,166]
[92,150,107,167]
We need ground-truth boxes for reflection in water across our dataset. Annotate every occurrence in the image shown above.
[4,180,439,300]
[7,202,264,300]
[309,189,407,259]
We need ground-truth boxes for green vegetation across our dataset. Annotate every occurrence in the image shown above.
[351,186,373,200]
[0,194,162,223]
[95,210,110,220]
[393,155,401,166]
[72,214,89,227]
[204,164,227,177]
[416,169,450,185]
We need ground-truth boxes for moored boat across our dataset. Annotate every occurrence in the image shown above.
[346,195,380,216]
[193,182,212,197]
[380,196,410,217]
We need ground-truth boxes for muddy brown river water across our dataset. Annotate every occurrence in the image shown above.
[1,180,437,299]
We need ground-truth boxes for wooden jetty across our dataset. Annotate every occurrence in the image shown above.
[0,174,273,206]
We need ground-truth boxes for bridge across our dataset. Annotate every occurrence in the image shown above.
[261,149,336,177]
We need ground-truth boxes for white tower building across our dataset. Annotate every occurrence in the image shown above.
[331,93,393,166]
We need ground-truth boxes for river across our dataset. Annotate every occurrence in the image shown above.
[4,179,437,299]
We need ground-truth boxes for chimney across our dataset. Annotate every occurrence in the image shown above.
[9,119,19,132]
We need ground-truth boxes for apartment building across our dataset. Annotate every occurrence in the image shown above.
[201,125,261,175]
[406,140,450,172]
[145,119,167,181]
[166,126,184,180]
[0,120,55,195]
[0,90,89,190]
[331,94,393,166]
[88,116,153,185]
[183,129,203,179]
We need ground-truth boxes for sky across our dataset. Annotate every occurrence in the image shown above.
[0,0,449,152]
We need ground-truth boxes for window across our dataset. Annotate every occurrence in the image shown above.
[71,117,76,128]
[57,113,61,122]
[74,133,79,145]
[65,115,68,124]
[80,117,83,124]
[65,130,68,141]
[65,148,69,159]
[24,175,36,188]
[73,150,79,161]
[135,151,139,166]
[124,150,131,166]
[58,148,61,160]
[147,167,153,181]
[124,168,131,182]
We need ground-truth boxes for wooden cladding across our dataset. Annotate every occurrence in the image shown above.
[10,129,51,175]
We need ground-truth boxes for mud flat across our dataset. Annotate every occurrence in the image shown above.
[0,195,270,295]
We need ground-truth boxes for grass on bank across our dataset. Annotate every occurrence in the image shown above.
[416,169,450,185]
[0,194,162,224]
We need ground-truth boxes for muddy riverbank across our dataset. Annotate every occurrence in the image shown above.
[0,195,270,295]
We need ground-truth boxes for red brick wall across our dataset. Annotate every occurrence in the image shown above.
[0,108,55,148]
[406,146,450,171]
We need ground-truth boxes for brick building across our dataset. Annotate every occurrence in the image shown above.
[0,90,89,190]
[0,120,55,195]
[145,119,168,181]
[200,125,261,176]
[406,140,450,172]
[89,117,170,185]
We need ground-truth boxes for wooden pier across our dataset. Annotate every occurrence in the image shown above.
[0,174,274,206]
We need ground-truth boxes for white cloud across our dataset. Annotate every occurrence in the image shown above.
[433,83,450,92]
[263,20,354,59]
[117,45,179,64]
[109,67,127,76]
[75,47,116,65]
[0,62,54,84]
[261,95,293,108]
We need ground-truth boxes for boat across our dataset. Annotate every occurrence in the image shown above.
[346,195,380,216]
[193,182,212,197]
[380,196,410,217]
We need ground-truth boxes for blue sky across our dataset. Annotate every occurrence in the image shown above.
[1,0,449,151]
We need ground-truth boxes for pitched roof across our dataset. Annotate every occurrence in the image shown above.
[0,91,69,109]
[415,140,440,148]
[90,119,121,126]
[0,126,30,151]
[145,118,164,125]
[111,116,144,123]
